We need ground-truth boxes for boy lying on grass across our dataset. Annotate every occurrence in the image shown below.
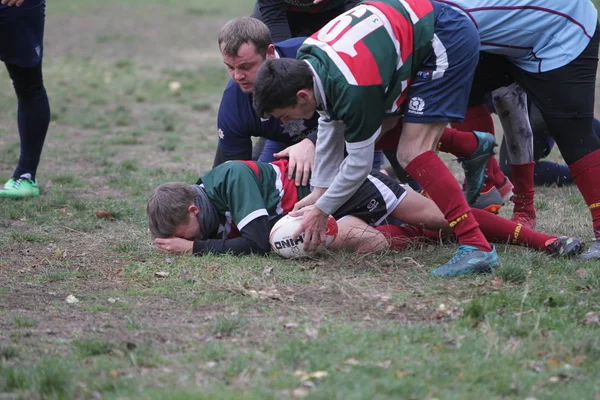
[147,160,583,276]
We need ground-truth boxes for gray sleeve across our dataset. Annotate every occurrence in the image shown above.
[310,113,346,189]
[315,141,375,216]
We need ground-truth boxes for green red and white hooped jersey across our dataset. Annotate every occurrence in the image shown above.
[298,0,435,146]
[200,160,310,233]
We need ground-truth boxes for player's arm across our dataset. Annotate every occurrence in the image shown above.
[213,86,255,167]
[191,217,271,255]
[258,0,292,43]
[314,85,386,215]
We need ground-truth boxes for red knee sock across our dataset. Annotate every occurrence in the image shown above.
[437,127,479,158]
[375,224,441,249]
[471,208,554,250]
[569,149,600,238]
[405,151,492,252]
[451,104,505,189]
[511,162,536,218]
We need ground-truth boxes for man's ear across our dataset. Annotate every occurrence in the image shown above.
[188,204,199,215]
[297,88,313,103]
[265,44,276,59]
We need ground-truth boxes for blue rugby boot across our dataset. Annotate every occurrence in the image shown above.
[459,131,496,205]
[431,245,500,277]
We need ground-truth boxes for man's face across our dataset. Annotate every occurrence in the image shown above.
[270,91,317,124]
[172,210,201,240]
[222,42,273,93]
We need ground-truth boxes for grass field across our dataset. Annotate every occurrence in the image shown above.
[1,1,600,399]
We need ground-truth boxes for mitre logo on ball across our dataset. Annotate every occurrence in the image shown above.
[269,214,338,258]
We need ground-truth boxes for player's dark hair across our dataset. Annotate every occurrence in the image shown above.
[253,58,313,118]
[218,17,272,58]
[147,182,196,239]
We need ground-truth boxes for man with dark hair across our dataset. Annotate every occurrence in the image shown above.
[0,0,50,198]
[215,17,318,185]
[253,0,500,276]
[437,0,600,259]
[146,160,584,269]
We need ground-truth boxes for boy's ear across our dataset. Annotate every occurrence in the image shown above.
[188,204,199,215]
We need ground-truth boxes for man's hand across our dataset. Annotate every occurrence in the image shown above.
[291,187,326,213]
[154,238,194,254]
[273,138,315,186]
[1,0,25,6]
[292,205,329,252]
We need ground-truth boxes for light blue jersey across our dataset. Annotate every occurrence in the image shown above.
[437,0,598,72]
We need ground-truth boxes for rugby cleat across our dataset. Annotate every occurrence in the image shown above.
[0,173,39,198]
[431,245,500,277]
[545,236,585,258]
[496,177,514,204]
[471,186,504,214]
[511,211,536,230]
[579,234,600,260]
[458,131,496,205]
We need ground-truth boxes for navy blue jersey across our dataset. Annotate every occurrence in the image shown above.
[214,37,319,167]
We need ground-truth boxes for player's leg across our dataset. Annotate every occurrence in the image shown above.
[491,83,536,228]
[508,26,600,258]
[0,1,49,198]
[398,2,499,276]
[329,215,390,253]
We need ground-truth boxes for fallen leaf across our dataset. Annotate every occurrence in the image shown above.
[292,388,310,398]
[305,326,319,340]
[547,358,562,368]
[154,271,169,278]
[575,268,588,278]
[584,311,600,326]
[262,266,274,276]
[574,354,586,365]
[258,288,281,300]
[374,360,392,369]
[53,248,63,259]
[384,305,395,314]
[66,294,79,304]
[95,210,114,220]
[284,322,299,329]
[344,358,360,365]
[110,370,120,379]
[108,298,117,303]
[205,361,218,368]
[169,81,181,93]
[243,282,251,290]
[527,361,544,373]
[111,349,125,357]
[396,370,409,377]
[491,276,504,289]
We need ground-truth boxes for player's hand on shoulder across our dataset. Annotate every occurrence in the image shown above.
[154,237,194,254]
[274,138,315,186]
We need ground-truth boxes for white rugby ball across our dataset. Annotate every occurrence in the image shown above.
[269,214,338,259]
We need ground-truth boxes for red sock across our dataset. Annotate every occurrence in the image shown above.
[375,224,438,249]
[451,104,495,134]
[451,104,505,190]
[471,208,554,251]
[405,151,492,252]
[511,162,536,218]
[569,149,600,238]
[437,127,478,158]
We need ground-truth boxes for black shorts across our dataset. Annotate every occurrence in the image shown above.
[333,169,406,226]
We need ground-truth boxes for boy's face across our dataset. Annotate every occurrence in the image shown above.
[172,206,202,240]
[270,89,317,124]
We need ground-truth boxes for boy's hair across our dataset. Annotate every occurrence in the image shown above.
[147,182,197,239]
[253,58,314,118]
[218,17,273,58]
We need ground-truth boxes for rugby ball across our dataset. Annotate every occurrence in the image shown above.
[269,214,338,258]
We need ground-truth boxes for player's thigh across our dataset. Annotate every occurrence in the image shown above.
[403,1,479,124]
[0,1,45,68]
[330,215,389,253]
[332,170,405,226]
[389,187,448,232]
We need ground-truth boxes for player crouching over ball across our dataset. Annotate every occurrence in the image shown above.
[146,159,584,275]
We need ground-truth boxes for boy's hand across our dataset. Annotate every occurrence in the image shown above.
[154,238,194,254]
[273,138,315,186]
[1,0,25,6]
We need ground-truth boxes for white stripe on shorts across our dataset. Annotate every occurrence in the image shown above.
[432,33,449,80]
[367,174,407,226]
